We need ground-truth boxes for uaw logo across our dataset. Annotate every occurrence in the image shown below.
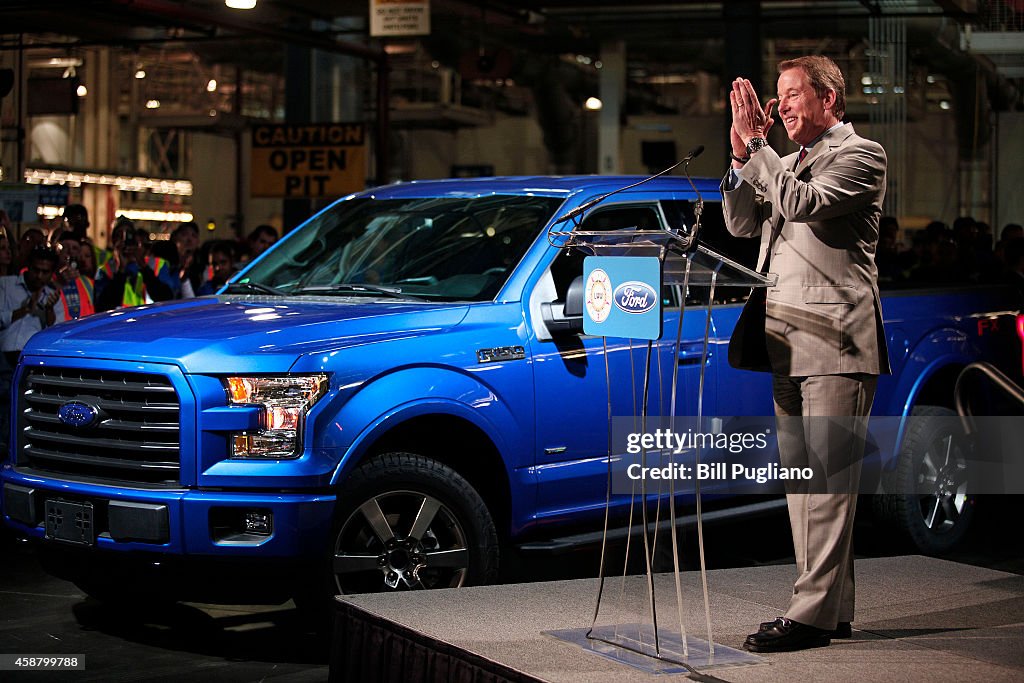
[585,268,612,323]
[613,281,657,315]
[57,401,100,428]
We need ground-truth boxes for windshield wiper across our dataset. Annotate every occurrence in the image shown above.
[293,283,426,301]
[223,281,288,296]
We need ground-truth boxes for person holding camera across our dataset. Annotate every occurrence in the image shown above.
[0,246,65,365]
[95,218,175,311]
[0,246,65,447]
[196,241,238,296]
[53,231,96,320]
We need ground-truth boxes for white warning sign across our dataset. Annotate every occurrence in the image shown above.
[369,0,430,37]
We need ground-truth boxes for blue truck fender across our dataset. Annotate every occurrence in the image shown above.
[878,327,979,466]
[321,366,526,490]
[889,327,979,417]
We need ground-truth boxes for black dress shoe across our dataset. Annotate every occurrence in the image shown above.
[744,618,831,652]
[758,617,852,639]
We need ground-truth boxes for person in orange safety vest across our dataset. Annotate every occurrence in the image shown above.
[95,219,175,311]
[53,231,95,320]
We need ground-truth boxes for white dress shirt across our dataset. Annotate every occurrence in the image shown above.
[0,274,67,353]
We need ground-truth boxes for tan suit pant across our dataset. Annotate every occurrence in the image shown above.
[772,373,877,630]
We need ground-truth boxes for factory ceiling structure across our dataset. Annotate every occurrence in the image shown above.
[2,1,1019,114]
[1,1,1021,225]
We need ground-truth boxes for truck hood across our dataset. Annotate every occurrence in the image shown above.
[24,295,470,373]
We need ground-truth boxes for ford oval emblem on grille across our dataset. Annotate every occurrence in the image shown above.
[613,281,657,315]
[57,401,99,428]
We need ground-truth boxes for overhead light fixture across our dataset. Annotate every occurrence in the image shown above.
[207,79,217,92]
[77,85,88,97]
[225,0,258,9]
[146,99,161,109]
[116,209,195,223]
[135,69,146,79]
[34,57,82,69]
[584,97,603,111]
[25,168,193,196]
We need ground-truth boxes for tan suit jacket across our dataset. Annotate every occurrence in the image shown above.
[722,123,891,377]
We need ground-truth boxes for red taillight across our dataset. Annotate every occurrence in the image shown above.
[1018,314,1024,376]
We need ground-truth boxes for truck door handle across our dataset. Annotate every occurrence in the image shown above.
[678,345,712,366]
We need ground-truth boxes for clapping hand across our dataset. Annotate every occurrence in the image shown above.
[729,78,776,149]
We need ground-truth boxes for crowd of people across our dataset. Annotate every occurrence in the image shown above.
[876,214,1024,295]
[0,206,280,446]
[0,205,279,355]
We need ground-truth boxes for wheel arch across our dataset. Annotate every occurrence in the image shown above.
[364,413,513,539]
[886,326,980,419]
[330,402,515,540]
[889,356,969,468]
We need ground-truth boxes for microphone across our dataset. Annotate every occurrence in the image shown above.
[552,145,705,224]
[678,144,705,253]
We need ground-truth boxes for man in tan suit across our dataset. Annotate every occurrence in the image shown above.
[721,55,890,653]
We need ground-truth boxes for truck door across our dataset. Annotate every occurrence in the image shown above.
[529,200,721,528]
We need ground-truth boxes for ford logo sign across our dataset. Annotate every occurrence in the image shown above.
[57,401,99,428]
[613,281,657,315]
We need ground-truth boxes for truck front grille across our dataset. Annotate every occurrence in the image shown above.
[17,367,181,486]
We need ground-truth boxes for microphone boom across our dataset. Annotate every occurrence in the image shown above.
[552,144,705,224]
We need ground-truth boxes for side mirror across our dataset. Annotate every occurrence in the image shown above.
[541,275,584,335]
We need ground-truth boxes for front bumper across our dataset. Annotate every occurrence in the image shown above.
[1,469,335,559]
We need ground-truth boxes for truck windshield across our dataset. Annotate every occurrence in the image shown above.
[237,195,563,302]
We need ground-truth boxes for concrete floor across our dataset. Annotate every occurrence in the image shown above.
[1,498,1022,682]
[0,529,329,682]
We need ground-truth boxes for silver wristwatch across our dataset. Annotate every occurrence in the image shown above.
[745,137,767,156]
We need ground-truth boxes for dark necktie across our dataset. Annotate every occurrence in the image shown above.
[797,147,808,165]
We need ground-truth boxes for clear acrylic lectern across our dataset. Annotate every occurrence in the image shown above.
[544,224,777,675]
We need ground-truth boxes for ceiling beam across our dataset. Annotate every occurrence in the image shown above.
[111,0,385,63]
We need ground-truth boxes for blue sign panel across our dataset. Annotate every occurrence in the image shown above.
[583,256,662,340]
[38,184,70,207]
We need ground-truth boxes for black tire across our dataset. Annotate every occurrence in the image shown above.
[877,405,976,554]
[326,452,499,595]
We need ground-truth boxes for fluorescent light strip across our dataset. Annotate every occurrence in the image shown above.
[24,168,193,196]
[116,209,195,223]
[38,206,194,223]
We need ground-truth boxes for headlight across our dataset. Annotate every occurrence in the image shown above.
[224,375,328,458]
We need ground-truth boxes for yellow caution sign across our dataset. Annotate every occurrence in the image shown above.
[251,123,366,198]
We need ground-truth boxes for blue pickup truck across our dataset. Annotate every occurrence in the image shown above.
[1,176,1020,605]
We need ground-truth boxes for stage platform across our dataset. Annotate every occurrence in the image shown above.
[329,555,1024,682]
